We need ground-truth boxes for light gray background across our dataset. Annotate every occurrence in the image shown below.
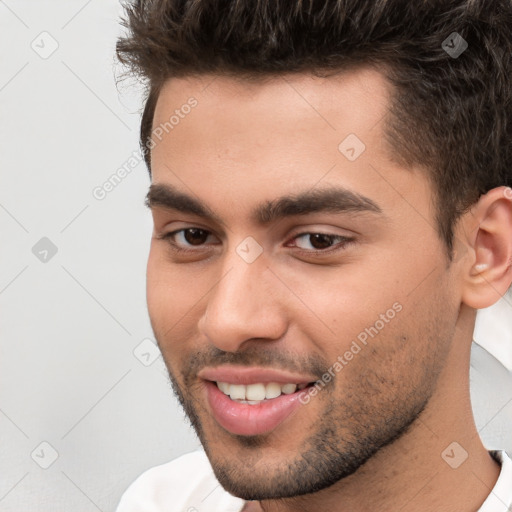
[0,2,200,511]
[0,2,511,512]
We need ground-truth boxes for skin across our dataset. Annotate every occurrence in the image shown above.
[145,67,512,512]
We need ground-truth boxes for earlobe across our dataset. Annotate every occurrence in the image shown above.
[460,186,512,309]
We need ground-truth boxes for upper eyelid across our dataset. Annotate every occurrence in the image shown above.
[165,226,348,238]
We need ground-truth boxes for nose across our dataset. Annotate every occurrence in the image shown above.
[197,250,288,353]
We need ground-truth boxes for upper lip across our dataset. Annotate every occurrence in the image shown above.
[198,365,318,385]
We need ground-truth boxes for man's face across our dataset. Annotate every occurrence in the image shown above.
[146,68,461,500]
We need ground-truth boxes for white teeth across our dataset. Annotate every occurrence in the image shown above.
[216,381,307,402]
[229,384,246,400]
[265,382,282,399]
[281,383,297,394]
[246,383,266,401]
[217,382,230,394]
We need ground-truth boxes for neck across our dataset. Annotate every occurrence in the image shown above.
[247,306,500,512]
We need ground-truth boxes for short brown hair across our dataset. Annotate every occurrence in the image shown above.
[116,0,512,254]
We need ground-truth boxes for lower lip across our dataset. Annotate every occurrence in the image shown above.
[204,381,309,436]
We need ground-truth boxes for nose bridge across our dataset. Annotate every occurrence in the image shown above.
[199,246,286,351]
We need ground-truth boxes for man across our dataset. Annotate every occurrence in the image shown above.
[115,1,512,510]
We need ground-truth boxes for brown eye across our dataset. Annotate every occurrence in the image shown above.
[307,233,336,250]
[160,227,217,253]
[292,232,353,252]
[182,228,209,246]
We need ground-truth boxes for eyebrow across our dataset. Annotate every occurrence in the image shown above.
[145,183,383,226]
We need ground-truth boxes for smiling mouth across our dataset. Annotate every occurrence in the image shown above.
[203,379,318,436]
[213,381,315,404]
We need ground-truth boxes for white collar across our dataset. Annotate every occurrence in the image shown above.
[477,450,512,511]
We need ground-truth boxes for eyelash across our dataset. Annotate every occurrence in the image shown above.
[158,228,355,256]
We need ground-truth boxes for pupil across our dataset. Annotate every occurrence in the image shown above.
[185,228,207,245]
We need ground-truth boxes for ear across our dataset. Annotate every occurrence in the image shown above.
[458,186,512,309]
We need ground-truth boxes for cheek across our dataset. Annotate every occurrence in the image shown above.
[273,261,406,350]
[146,248,193,340]
[146,248,169,321]
[324,302,443,423]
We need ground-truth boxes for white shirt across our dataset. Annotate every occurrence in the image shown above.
[474,295,512,372]
[116,448,512,512]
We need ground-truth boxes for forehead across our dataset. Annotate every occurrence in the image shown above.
[149,67,433,231]
[151,67,394,180]
[152,67,393,146]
